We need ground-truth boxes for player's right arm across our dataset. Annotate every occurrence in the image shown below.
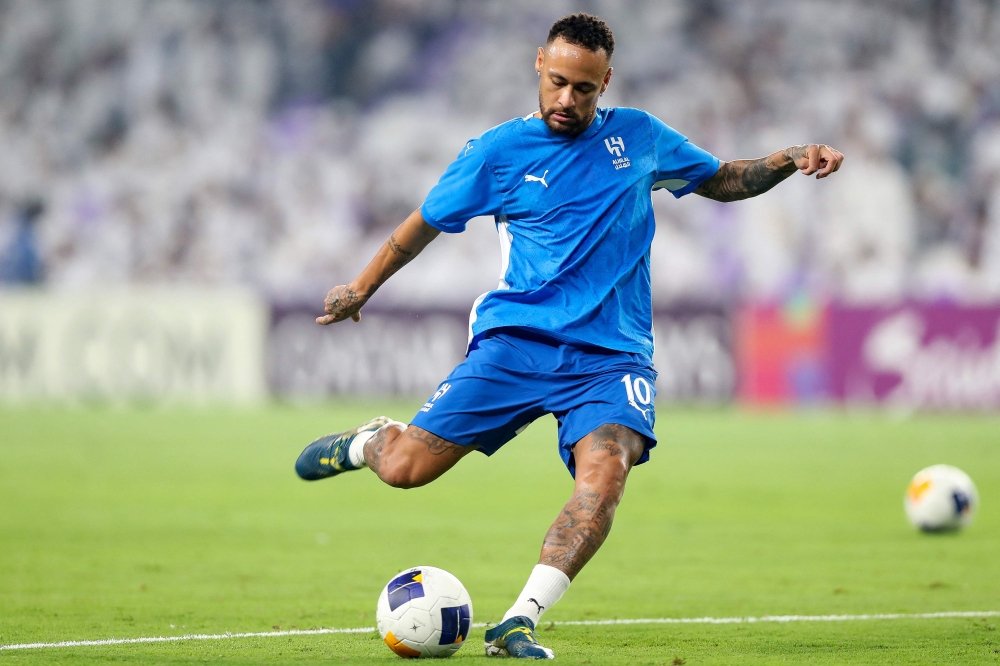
[316,210,440,325]
[317,133,501,326]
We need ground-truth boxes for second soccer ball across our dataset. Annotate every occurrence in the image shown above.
[904,464,978,532]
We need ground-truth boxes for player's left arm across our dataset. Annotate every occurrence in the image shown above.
[694,144,844,202]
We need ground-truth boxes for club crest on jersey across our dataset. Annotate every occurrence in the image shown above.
[604,136,630,170]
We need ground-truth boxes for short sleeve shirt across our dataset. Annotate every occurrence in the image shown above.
[420,108,720,360]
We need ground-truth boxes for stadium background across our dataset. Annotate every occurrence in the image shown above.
[1,2,999,664]
[1,0,999,409]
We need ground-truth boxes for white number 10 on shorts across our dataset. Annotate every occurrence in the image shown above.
[621,373,653,420]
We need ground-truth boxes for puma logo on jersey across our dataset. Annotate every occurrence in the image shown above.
[524,170,549,188]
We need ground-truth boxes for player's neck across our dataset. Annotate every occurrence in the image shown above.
[532,109,600,137]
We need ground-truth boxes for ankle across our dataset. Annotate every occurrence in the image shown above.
[350,421,406,468]
[501,564,571,625]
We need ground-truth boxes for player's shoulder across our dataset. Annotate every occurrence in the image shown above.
[605,107,690,157]
[475,115,537,149]
[605,107,684,136]
[603,106,654,123]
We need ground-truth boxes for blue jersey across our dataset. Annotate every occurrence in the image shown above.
[420,107,720,361]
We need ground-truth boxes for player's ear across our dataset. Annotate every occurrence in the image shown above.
[536,46,545,74]
[601,67,613,95]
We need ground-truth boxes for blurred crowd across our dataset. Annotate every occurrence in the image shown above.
[1,0,1000,306]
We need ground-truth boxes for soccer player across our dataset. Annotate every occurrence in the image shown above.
[296,13,843,660]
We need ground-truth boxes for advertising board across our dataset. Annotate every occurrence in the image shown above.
[268,304,736,403]
[828,303,1000,411]
[0,288,267,403]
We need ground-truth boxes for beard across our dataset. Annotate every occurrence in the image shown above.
[538,91,592,136]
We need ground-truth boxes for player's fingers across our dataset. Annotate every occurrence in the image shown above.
[830,149,845,173]
[802,145,820,176]
[816,148,835,178]
[819,148,845,178]
[316,314,336,325]
[799,146,814,175]
[352,311,361,323]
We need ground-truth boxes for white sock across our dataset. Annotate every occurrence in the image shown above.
[501,564,571,626]
[347,430,375,468]
[347,422,406,468]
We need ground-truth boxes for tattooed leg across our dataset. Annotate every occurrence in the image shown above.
[362,422,406,475]
[365,425,476,489]
[539,424,646,579]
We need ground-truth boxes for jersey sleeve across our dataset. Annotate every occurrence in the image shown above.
[420,139,503,233]
[647,113,720,199]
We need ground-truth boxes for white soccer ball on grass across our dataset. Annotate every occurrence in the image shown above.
[376,566,473,658]
[904,464,978,532]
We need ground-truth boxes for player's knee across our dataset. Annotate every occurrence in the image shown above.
[578,466,628,502]
[372,427,466,489]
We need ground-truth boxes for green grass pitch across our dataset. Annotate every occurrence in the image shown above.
[1,403,999,664]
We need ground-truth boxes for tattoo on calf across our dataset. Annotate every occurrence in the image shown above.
[539,424,648,576]
[363,427,465,472]
[409,428,466,457]
[539,488,617,575]
[364,427,389,474]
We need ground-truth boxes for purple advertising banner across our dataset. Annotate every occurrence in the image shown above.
[829,303,1000,410]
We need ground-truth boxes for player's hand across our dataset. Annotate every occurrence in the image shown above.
[316,284,366,325]
[792,144,844,179]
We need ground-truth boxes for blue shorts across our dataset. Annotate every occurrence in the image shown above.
[409,328,657,477]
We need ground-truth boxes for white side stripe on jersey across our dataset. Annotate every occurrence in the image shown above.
[467,217,514,347]
[652,178,690,191]
[496,216,513,290]
[467,292,487,347]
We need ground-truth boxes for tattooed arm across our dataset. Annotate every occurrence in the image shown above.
[694,143,844,202]
[317,209,440,325]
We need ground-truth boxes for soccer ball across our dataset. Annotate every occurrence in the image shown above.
[904,465,978,532]
[376,566,473,658]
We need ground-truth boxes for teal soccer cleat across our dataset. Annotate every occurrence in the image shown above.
[294,416,392,481]
[484,616,554,659]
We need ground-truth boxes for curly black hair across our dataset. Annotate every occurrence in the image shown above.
[546,13,615,60]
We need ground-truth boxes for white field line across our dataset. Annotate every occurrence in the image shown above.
[1,610,998,651]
